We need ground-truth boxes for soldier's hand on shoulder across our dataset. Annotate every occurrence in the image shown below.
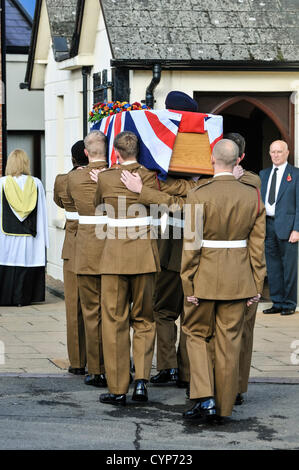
[89,168,106,183]
[233,165,244,180]
[121,170,143,193]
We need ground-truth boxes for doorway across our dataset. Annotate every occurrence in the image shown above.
[221,101,281,173]
[194,92,294,172]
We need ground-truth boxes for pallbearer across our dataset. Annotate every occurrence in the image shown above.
[224,132,262,406]
[150,91,200,390]
[181,139,266,420]
[96,131,160,406]
[53,140,88,375]
[96,130,198,406]
[67,131,108,387]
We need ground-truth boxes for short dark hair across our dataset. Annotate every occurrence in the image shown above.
[223,132,245,158]
[71,140,88,166]
[113,131,139,160]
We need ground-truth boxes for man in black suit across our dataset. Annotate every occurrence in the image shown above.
[260,140,299,316]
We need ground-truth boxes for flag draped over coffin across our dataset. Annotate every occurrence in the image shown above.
[91,109,223,180]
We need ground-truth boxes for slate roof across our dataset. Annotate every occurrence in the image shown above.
[25,0,299,88]
[100,0,299,64]
[45,0,78,56]
[6,0,32,50]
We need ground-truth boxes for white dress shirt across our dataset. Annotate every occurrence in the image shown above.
[265,162,288,217]
[213,172,233,178]
[120,160,138,165]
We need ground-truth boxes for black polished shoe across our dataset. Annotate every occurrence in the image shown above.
[132,379,148,402]
[99,393,126,406]
[68,366,86,375]
[263,306,281,314]
[150,368,178,384]
[281,309,295,316]
[84,374,107,387]
[183,397,216,420]
[235,393,244,406]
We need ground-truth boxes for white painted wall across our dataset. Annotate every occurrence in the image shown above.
[45,4,113,280]
[88,5,113,112]
[44,49,85,280]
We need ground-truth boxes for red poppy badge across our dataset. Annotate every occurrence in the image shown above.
[287,173,292,182]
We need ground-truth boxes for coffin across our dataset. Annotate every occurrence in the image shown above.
[168,111,223,176]
[169,132,214,176]
[90,105,222,178]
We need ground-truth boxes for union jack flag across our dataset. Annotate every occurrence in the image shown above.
[91,109,223,180]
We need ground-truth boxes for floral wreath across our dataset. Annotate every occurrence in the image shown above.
[88,101,150,123]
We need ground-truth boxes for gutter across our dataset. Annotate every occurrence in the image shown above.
[24,0,42,90]
[111,59,299,72]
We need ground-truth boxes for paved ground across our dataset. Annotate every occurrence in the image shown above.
[0,281,299,451]
[1,287,298,379]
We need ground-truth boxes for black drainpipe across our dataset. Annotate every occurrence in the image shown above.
[82,66,91,138]
[145,63,161,109]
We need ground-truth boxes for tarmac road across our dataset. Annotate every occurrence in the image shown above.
[0,375,298,451]
[1,287,299,454]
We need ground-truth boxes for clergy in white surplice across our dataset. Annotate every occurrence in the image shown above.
[0,149,49,306]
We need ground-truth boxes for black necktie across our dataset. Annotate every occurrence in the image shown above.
[268,167,278,205]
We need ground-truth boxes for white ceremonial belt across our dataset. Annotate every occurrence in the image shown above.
[201,239,247,248]
[168,216,184,228]
[108,216,152,227]
[65,211,79,220]
[151,218,161,227]
[79,215,108,224]
[150,217,184,228]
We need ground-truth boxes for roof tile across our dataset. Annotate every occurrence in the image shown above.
[41,0,299,64]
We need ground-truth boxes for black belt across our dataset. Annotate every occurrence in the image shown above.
[266,215,275,220]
